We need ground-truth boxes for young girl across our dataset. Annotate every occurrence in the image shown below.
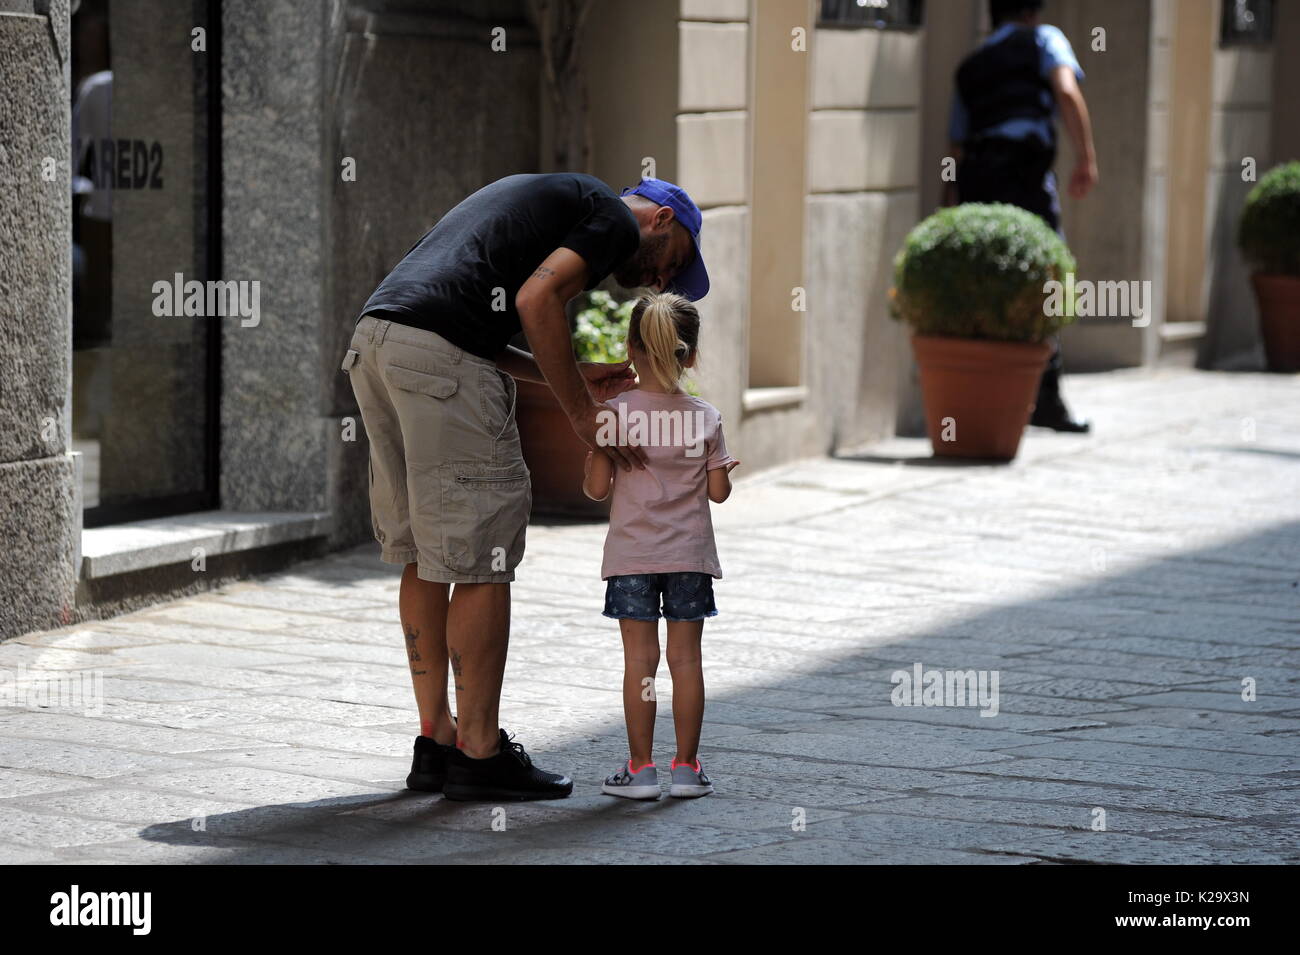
[582,292,740,800]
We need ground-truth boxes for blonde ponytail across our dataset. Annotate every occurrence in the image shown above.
[629,292,701,390]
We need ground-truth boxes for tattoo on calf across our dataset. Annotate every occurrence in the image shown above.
[404,625,421,665]
[532,265,556,281]
[449,648,465,691]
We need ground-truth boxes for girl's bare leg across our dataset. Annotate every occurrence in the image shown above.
[618,618,660,768]
[666,619,705,765]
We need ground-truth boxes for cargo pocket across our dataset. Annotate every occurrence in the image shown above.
[441,462,531,576]
[477,366,517,442]
[384,363,459,399]
[340,348,360,373]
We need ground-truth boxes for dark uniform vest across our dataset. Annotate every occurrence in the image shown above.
[955,26,1054,147]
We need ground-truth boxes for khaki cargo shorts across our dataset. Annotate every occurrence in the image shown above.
[341,314,531,583]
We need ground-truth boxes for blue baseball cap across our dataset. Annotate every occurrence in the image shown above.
[620,177,709,301]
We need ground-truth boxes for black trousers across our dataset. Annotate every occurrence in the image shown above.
[957,136,1059,231]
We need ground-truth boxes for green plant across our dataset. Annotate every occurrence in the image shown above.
[571,289,634,363]
[1238,160,1300,277]
[890,203,1078,343]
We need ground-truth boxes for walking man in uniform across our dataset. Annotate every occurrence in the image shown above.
[341,174,709,800]
[948,0,1099,432]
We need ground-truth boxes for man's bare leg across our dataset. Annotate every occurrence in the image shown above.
[445,581,511,758]
[398,563,456,744]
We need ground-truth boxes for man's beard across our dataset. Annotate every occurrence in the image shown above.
[613,230,667,290]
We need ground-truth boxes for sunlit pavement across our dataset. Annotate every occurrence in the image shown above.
[2,367,1298,864]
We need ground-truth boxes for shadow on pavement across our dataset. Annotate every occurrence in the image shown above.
[133,519,1300,864]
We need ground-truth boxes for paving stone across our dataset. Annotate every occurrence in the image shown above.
[801,811,1064,851]
[927,778,1297,819]
[0,712,255,754]
[705,729,1016,769]
[212,695,407,726]
[118,766,389,804]
[949,756,1267,793]
[0,767,98,799]
[98,619,308,648]
[0,644,134,670]
[94,677,237,703]
[0,842,65,863]
[1113,688,1300,712]
[64,698,277,731]
[703,839,1036,865]
[1000,740,1298,775]
[216,719,418,755]
[859,794,1212,833]
[1042,723,1300,757]
[982,830,1289,865]
[104,643,315,669]
[0,806,148,848]
[138,601,350,632]
[15,629,162,650]
[203,746,407,787]
[5,786,256,826]
[0,738,198,779]
[212,586,390,615]
[101,663,307,689]
[68,836,398,865]
[828,704,1109,733]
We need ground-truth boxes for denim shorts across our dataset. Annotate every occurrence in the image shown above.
[603,572,718,623]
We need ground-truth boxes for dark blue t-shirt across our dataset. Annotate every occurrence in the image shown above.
[358,173,640,359]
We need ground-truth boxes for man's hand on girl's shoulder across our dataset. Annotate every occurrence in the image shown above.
[579,359,637,401]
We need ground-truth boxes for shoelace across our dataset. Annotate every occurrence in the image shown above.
[503,733,532,768]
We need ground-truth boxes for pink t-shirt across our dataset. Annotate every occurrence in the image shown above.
[599,389,735,580]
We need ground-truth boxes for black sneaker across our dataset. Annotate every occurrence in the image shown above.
[443,729,573,802]
[406,735,456,792]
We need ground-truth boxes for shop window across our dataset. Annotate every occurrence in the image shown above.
[818,0,924,31]
[1220,0,1274,46]
[71,0,221,526]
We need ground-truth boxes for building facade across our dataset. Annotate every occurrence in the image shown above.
[1,0,1294,639]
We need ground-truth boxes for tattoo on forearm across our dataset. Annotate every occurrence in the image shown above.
[449,648,465,691]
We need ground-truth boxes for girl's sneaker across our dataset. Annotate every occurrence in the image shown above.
[669,758,714,798]
[601,760,661,800]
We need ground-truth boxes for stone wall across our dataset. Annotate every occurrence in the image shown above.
[0,0,77,639]
[805,20,920,451]
[222,0,541,553]
[1201,0,1275,368]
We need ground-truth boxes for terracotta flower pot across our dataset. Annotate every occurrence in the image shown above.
[514,379,610,518]
[1250,273,1300,373]
[911,334,1051,461]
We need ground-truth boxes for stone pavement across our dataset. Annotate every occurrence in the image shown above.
[2,367,1298,864]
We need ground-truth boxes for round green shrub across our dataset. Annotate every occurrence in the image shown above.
[890,203,1078,342]
[1238,160,1300,277]
[571,290,633,364]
